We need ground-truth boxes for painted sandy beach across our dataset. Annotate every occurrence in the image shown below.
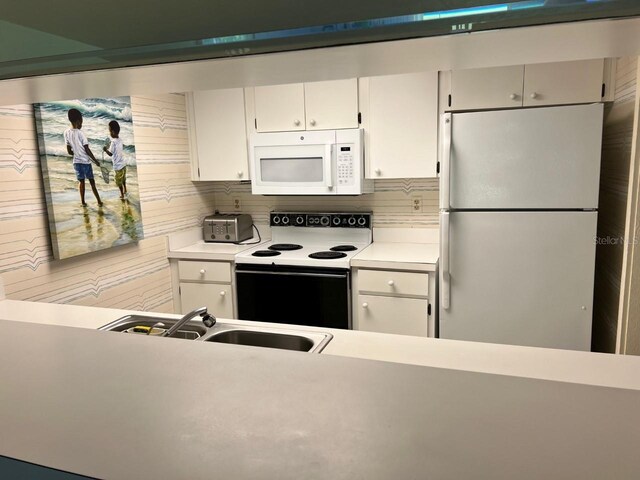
[34,97,144,260]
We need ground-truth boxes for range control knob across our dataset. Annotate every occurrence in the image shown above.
[332,216,341,226]
[281,216,290,225]
[295,215,305,226]
[348,216,356,226]
[320,216,330,226]
[272,215,281,225]
[357,216,367,226]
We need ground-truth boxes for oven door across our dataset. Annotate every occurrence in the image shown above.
[236,264,351,329]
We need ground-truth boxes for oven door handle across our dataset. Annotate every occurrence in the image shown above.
[237,269,348,279]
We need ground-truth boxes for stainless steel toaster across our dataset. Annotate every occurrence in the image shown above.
[203,213,253,243]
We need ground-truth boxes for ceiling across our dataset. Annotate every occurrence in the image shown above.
[1,0,640,80]
[2,1,481,49]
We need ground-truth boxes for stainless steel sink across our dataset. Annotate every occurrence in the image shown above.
[201,325,332,353]
[98,315,208,340]
[98,315,333,352]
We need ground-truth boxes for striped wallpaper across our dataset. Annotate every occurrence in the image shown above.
[210,178,439,228]
[593,57,638,353]
[0,92,437,315]
[0,94,215,313]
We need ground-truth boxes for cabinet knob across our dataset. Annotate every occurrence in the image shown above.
[362,303,368,308]
[220,291,226,297]
[510,93,517,100]
[310,119,317,126]
[387,280,395,286]
[294,119,301,126]
[199,269,206,275]
[375,168,382,176]
[237,171,243,178]
[530,92,539,99]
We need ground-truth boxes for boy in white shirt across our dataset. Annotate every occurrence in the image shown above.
[64,108,103,207]
[103,120,127,199]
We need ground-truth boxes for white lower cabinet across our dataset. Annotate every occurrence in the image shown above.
[173,260,236,318]
[357,295,428,336]
[179,282,233,318]
[353,268,430,337]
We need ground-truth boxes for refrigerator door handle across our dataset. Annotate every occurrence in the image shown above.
[441,211,451,309]
[440,113,452,209]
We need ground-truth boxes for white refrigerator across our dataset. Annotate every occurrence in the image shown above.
[438,104,603,350]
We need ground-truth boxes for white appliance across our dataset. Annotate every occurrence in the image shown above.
[249,129,373,195]
[235,212,373,329]
[438,103,604,351]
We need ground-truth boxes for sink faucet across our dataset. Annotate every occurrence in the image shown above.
[162,306,216,337]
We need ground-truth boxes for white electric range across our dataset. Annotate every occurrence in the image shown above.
[234,212,372,329]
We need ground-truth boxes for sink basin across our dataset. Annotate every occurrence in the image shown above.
[98,315,208,340]
[206,330,314,351]
[99,315,333,352]
[202,325,332,353]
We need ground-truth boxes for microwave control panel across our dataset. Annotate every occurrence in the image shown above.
[337,145,354,186]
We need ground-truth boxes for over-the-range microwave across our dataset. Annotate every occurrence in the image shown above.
[249,128,373,195]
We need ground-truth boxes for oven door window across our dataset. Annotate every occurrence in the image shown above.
[236,266,350,329]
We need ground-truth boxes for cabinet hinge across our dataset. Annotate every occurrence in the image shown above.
[436,161,440,175]
[448,94,452,107]
[358,112,362,124]
[197,167,200,178]
[178,286,181,295]
[255,118,257,129]
[601,83,606,98]
[427,303,432,316]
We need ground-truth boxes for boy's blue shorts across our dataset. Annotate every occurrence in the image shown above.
[74,163,94,181]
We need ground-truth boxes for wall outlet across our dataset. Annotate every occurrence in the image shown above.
[411,196,422,212]
[233,197,241,211]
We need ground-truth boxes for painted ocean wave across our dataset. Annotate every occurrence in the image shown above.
[39,99,133,122]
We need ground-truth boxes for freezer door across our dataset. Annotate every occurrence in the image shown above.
[446,104,603,209]
[439,211,596,350]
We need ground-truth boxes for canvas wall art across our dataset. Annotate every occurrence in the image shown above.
[34,97,144,260]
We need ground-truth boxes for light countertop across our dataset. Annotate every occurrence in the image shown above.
[1,300,639,391]
[351,242,439,271]
[1,311,639,479]
[167,238,266,261]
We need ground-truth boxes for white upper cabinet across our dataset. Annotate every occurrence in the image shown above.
[450,65,525,111]
[359,71,439,179]
[449,59,606,111]
[254,83,306,132]
[253,79,358,132]
[187,88,249,181]
[304,79,359,130]
[523,59,605,106]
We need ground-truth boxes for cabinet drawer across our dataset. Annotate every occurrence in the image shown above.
[356,295,428,336]
[178,261,231,283]
[180,283,233,318]
[358,270,428,297]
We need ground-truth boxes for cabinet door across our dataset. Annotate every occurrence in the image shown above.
[254,83,305,132]
[523,59,604,107]
[304,78,358,130]
[189,89,249,181]
[180,283,233,319]
[362,72,438,179]
[356,295,428,336]
[450,65,524,111]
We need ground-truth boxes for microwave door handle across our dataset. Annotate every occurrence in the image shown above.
[325,144,334,190]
